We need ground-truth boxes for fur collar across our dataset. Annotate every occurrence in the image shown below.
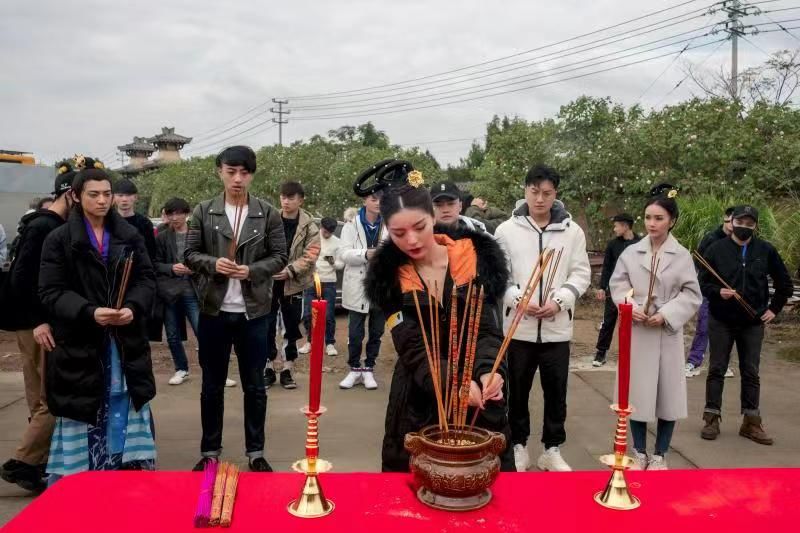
[365,224,509,307]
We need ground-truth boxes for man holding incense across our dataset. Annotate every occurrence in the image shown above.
[699,205,793,445]
[39,162,157,480]
[494,164,591,472]
[185,146,288,472]
[265,181,320,390]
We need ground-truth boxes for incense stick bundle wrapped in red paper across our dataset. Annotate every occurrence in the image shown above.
[219,465,239,527]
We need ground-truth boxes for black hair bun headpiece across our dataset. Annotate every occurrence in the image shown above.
[353,159,417,197]
[649,182,679,199]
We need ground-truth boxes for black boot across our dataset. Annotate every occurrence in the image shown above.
[1,459,47,492]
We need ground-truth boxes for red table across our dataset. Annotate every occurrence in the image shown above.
[4,469,799,532]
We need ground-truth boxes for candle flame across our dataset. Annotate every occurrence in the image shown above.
[314,273,322,300]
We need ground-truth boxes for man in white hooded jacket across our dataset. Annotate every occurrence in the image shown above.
[338,194,386,390]
[495,164,591,472]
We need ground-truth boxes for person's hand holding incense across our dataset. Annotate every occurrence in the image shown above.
[94,307,120,326]
[33,323,56,351]
[525,300,540,316]
[272,268,289,281]
[479,373,504,402]
[645,312,665,328]
[720,288,737,300]
[110,307,134,326]
[761,309,776,324]
[632,308,649,323]
[532,300,560,319]
[215,257,239,276]
[468,381,484,409]
[172,263,192,276]
[229,265,249,280]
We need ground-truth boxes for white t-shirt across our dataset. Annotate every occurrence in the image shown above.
[220,202,249,313]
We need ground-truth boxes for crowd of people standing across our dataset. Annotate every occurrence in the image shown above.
[0,146,794,493]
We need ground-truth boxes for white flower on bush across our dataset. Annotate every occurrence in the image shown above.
[615,127,622,133]
[690,134,697,140]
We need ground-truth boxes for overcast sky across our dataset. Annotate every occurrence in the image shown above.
[2,0,798,167]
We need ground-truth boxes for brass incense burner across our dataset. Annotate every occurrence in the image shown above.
[405,425,505,512]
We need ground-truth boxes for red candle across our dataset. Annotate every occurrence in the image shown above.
[309,299,326,413]
[617,298,633,411]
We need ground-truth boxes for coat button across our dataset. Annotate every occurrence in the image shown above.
[215,226,219,230]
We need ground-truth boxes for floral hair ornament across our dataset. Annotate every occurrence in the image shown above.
[407,170,425,188]
[667,189,678,199]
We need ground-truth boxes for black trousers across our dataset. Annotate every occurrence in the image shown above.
[198,312,268,457]
[265,280,304,363]
[704,316,764,417]
[595,296,618,353]
[508,339,570,448]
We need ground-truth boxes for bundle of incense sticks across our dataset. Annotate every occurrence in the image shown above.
[693,251,757,317]
[412,290,448,433]
[227,193,246,261]
[193,458,218,528]
[644,253,661,315]
[209,462,228,526]
[542,247,564,301]
[469,248,555,429]
[219,465,239,528]
[114,251,134,310]
[454,286,483,433]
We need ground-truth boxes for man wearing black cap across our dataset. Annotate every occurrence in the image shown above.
[592,213,640,366]
[113,179,156,259]
[431,181,491,234]
[699,205,793,445]
[0,166,74,492]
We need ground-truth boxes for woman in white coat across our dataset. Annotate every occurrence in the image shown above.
[610,184,701,470]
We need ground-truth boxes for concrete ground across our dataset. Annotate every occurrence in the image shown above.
[1,308,798,525]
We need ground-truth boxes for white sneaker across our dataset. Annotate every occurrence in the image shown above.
[362,370,378,390]
[537,447,572,472]
[685,362,701,378]
[630,451,648,471]
[513,444,530,472]
[326,344,338,356]
[298,343,311,355]
[725,367,735,378]
[168,370,189,385]
[339,370,362,389]
[648,454,668,470]
[225,378,237,387]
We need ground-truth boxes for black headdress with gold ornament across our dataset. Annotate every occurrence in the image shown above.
[353,158,425,197]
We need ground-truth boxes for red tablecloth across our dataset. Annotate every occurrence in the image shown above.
[4,469,799,532]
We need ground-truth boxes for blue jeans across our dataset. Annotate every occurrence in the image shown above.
[302,283,337,346]
[198,312,268,456]
[347,308,384,369]
[687,298,709,367]
[163,286,200,372]
[630,419,676,456]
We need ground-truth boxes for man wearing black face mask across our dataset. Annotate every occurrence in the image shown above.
[699,205,793,445]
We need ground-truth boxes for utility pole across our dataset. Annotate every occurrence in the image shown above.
[270,99,290,146]
[716,0,761,101]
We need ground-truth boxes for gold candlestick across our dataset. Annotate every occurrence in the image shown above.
[288,406,335,518]
[594,404,640,511]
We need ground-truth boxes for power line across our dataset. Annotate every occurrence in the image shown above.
[282,0,711,99]
[178,1,716,145]
[637,41,697,102]
[291,31,718,118]
[184,122,278,157]
[654,38,727,106]
[289,38,727,122]
[290,18,716,111]
[288,7,714,105]
[270,99,290,146]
